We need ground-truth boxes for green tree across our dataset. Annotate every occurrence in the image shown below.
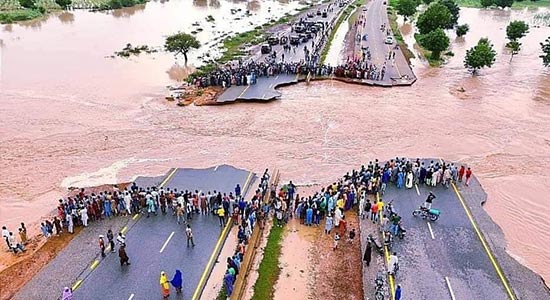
[416,2,452,35]
[506,20,529,61]
[456,24,469,37]
[422,0,435,5]
[540,37,550,67]
[506,20,529,42]
[396,0,418,21]
[165,32,201,63]
[495,0,513,8]
[480,0,494,7]
[19,0,36,9]
[55,0,72,8]
[438,0,460,28]
[419,28,450,59]
[464,38,497,74]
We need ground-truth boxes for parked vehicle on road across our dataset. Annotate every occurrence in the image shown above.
[412,206,440,221]
[290,35,300,45]
[367,234,384,255]
[293,24,306,33]
[267,36,279,45]
[322,10,327,17]
[385,36,394,44]
[374,272,386,300]
[260,44,272,54]
[307,12,314,18]
[316,9,321,15]
[280,36,288,45]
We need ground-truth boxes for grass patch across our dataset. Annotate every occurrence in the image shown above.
[0,8,42,23]
[216,284,228,300]
[320,0,366,63]
[455,0,550,7]
[251,225,285,300]
[387,7,415,63]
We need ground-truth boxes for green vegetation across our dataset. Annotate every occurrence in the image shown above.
[418,28,449,59]
[541,37,550,67]
[464,37,497,74]
[455,0,550,8]
[456,23,470,37]
[251,225,285,300]
[100,0,145,10]
[395,0,419,20]
[0,8,42,23]
[165,32,201,63]
[387,6,415,62]
[439,0,460,28]
[55,0,70,8]
[416,2,452,34]
[505,20,529,61]
[320,0,366,63]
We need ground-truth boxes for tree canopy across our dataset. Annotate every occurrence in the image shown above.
[396,0,418,20]
[456,24,469,37]
[438,0,460,28]
[55,0,72,8]
[480,0,494,7]
[495,0,513,8]
[416,2,452,35]
[506,20,529,42]
[419,28,450,59]
[164,32,201,63]
[19,0,36,9]
[540,37,550,67]
[464,38,497,74]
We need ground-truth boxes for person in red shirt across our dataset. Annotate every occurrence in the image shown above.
[465,167,473,186]
[458,166,465,182]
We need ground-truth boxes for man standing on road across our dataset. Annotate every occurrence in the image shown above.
[395,284,402,300]
[185,224,195,247]
[424,192,436,209]
[99,235,106,258]
[217,205,226,227]
[465,167,473,186]
[116,232,126,246]
[388,252,399,275]
[107,230,115,253]
[118,244,130,266]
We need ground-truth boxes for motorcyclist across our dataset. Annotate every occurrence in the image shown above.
[424,191,436,209]
[390,214,401,236]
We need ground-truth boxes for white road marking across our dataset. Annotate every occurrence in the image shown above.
[214,165,219,171]
[159,231,175,253]
[427,222,435,240]
[415,183,420,196]
[128,294,135,300]
[445,276,456,300]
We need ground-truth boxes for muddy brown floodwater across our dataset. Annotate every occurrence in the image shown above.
[1,1,549,285]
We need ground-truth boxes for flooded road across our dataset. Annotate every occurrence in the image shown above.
[1,3,550,283]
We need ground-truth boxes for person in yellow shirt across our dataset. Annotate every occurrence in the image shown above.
[336,197,345,209]
[217,205,226,227]
[160,271,170,298]
[377,199,384,216]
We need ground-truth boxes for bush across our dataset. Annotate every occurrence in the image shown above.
[19,0,36,9]
[456,24,470,37]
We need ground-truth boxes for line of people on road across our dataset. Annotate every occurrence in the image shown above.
[220,169,272,298]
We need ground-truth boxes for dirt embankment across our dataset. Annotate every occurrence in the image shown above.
[165,86,224,106]
[274,213,364,300]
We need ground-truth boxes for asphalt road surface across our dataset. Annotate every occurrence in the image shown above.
[72,166,254,300]
[357,0,415,84]
[380,178,509,299]
[217,0,346,103]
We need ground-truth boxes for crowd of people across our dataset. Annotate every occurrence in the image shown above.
[285,158,473,300]
[220,169,272,297]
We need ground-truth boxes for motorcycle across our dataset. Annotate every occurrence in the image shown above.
[367,234,384,256]
[374,272,386,300]
[396,222,406,239]
[412,206,440,221]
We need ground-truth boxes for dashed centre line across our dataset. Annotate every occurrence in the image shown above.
[445,276,456,300]
[159,231,175,253]
[415,183,420,196]
[128,293,135,300]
